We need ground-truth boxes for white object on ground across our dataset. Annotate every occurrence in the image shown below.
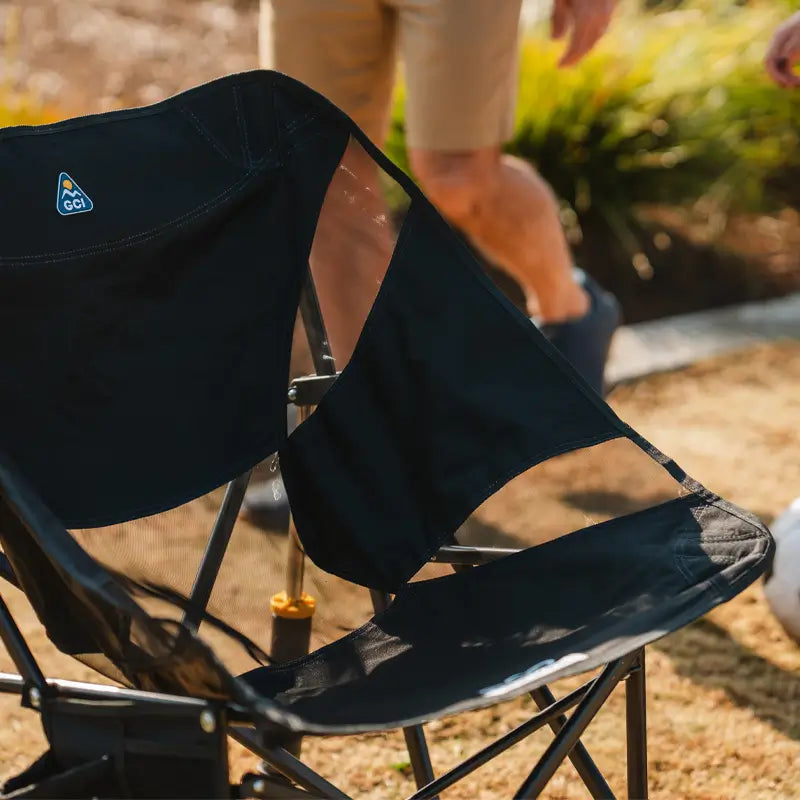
[763,497,800,644]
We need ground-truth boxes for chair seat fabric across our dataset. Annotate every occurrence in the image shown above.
[242,495,770,733]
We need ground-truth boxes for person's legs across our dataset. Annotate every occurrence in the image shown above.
[260,0,398,366]
[398,0,619,393]
[408,147,588,323]
[247,0,399,526]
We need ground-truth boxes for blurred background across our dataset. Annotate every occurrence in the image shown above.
[3,0,799,324]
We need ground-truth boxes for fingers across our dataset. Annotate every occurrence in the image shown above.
[551,0,569,41]
[766,12,800,88]
[558,1,614,68]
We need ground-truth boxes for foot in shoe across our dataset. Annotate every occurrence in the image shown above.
[538,270,621,396]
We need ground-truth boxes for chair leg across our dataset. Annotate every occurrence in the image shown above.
[530,686,614,799]
[515,656,634,799]
[402,726,437,793]
[625,649,648,800]
[370,591,437,794]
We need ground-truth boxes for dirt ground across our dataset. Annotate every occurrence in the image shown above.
[1,341,799,799]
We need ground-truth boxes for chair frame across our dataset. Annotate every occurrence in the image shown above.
[0,265,649,800]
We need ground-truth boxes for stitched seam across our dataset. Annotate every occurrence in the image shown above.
[0,170,260,266]
[676,554,741,564]
[673,550,697,584]
[710,497,771,534]
[284,110,319,134]
[180,106,238,165]
[233,86,252,167]
[692,532,765,543]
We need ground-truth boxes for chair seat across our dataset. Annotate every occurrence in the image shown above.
[242,495,770,735]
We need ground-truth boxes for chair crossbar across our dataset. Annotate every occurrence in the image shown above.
[515,655,637,799]
[230,726,349,800]
[530,684,615,799]
[406,678,595,800]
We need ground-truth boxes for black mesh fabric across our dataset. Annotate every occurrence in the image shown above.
[0,71,774,736]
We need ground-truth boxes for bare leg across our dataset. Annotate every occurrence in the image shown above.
[409,146,589,324]
[259,0,398,366]
[309,142,395,366]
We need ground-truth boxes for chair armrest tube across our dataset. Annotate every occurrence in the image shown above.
[431,545,520,565]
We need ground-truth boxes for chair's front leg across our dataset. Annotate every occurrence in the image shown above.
[625,648,648,799]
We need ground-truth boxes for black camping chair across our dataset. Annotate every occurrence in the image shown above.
[0,71,773,800]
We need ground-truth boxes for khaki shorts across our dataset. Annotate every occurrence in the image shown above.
[259,0,523,151]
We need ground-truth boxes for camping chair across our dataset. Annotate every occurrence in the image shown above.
[0,71,773,799]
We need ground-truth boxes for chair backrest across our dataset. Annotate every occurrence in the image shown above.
[0,72,348,528]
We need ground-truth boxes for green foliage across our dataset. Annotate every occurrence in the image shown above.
[385,0,800,263]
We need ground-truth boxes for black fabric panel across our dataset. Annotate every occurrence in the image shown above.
[243,495,773,733]
[0,73,347,527]
[280,201,623,592]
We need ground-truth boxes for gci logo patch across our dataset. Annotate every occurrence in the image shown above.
[56,172,93,216]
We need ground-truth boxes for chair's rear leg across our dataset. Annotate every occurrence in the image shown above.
[530,685,614,800]
[625,649,648,799]
[369,591,437,794]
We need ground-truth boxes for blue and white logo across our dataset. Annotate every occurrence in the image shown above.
[56,172,93,216]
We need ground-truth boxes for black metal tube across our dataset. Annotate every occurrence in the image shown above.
[625,649,648,799]
[0,672,252,718]
[299,268,337,377]
[530,685,614,799]
[0,595,47,692]
[406,680,594,800]
[370,591,437,794]
[0,552,19,588]
[514,657,635,799]
[183,471,251,633]
[431,545,519,565]
[230,726,351,799]
[402,726,437,794]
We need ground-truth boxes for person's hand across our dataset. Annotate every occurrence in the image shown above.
[766,11,800,88]
[551,0,616,68]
